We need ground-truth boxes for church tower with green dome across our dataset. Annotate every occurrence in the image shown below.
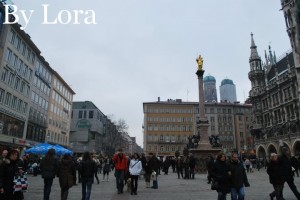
[219,78,237,102]
[203,75,218,102]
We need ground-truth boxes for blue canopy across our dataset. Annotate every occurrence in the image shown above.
[25,143,73,155]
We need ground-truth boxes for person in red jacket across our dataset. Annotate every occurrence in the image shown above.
[112,149,128,194]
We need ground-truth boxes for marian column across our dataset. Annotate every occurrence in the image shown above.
[195,55,210,148]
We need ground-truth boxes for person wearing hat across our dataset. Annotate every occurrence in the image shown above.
[267,153,284,200]
[278,147,300,200]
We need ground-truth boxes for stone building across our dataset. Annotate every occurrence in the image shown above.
[143,98,252,157]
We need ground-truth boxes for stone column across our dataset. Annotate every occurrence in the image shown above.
[196,69,210,147]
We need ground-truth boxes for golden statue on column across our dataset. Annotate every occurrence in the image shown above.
[196,55,204,71]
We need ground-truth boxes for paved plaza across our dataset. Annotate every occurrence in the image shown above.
[24,168,300,200]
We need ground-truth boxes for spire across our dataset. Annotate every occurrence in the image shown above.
[249,33,260,61]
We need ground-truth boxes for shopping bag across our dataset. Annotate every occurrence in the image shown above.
[13,174,28,193]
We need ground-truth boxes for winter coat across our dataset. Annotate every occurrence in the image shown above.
[148,155,159,173]
[0,158,20,195]
[176,159,184,170]
[278,154,293,181]
[57,158,76,189]
[40,157,58,179]
[212,160,231,194]
[229,160,250,189]
[80,159,97,181]
[112,153,128,171]
[129,159,142,176]
[103,159,110,173]
[267,160,284,185]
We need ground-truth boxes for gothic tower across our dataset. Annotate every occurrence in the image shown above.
[281,0,300,96]
[248,33,265,128]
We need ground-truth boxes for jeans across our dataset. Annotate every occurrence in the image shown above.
[82,177,93,200]
[115,170,125,193]
[43,178,53,200]
[218,191,227,200]
[231,187,245,200]
[130,175,139,193]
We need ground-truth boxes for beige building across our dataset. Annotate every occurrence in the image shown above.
[143,98,252,157]
[47,71,75,147]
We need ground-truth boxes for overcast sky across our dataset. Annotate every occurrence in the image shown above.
[12,0,290,147]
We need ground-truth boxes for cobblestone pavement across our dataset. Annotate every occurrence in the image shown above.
[24,168,300,200]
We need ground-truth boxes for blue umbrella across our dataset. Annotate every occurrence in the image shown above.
[25,143,54,155]
[53,144,73,155]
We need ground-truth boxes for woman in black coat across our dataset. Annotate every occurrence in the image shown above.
[212,152,230,200]
[0,149,24,200]
[267,153,285,200]
[57,154,76,200]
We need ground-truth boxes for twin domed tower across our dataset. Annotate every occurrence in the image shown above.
[204,75,237,103]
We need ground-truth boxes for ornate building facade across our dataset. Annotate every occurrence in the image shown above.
[248,31,300,158]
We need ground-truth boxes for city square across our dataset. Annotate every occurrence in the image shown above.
[0,0,300,200]
[23,169,300,200]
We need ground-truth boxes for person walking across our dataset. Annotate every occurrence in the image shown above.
[102,157,110,182]
[229,152,250,200]
[40,149,58,200]
[267,153,285,200]
[148,153,159,189]
[211,152,230,200]
[144,155,152,188]
[112,148,128,194]
[57,154,76,200]
[206,155,215,184]
[278,147,300,200]
[80,152,97,200]
[176,156,184,179]
[129,153,142,195]
[0,149,24,200]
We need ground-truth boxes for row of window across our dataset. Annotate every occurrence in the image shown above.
[31,91,49,111]
[48,118,69,132]
[0,88,28,114]
[1,67,30,97]
[147,106,250,115]
[28,107,46,125]
[52,90,71,112]
[8,29,36,65]
[33,75,50,96]
[35,61,51,84]
[147,134,188,142]
[50,104,69,120]
[53,78,72,102]
[147,124,193,132]
[5,48,33,82]
[147,107,193,114]
[48,130,68,145]
[147,145,183,152]
[147,117,193,123]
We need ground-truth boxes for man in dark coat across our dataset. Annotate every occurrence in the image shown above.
[229,152,250,200]
[148,153,159,189]
[267,153,285,200]
[278,147,300,200]
[206,155,214,184]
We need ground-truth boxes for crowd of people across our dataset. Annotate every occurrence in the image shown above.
[0,147,299,200]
